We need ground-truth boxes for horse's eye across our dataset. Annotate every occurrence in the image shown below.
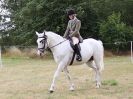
[44,37,47,40]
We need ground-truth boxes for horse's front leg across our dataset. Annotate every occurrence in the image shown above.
[64,67,75,91]
[49,62,65,93]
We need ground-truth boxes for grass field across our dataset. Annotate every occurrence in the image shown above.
[0,56,133,99]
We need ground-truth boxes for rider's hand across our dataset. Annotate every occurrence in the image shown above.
[66,36,70,39]
[70,31,73,34]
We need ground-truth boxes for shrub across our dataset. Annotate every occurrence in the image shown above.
[100,12,133,52]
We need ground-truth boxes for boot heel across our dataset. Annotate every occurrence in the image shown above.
[76,55,82,61]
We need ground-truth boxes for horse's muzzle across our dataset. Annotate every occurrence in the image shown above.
[37,50,44,56]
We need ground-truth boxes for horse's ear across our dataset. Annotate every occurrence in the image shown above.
[42,32,45,36]
[36,31,39,36]
[43,30,46,35]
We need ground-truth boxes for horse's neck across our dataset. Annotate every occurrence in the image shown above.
[46,32,64,50]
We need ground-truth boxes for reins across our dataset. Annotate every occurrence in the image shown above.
[49,39,68,49]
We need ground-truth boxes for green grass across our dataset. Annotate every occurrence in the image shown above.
[102,79,118,86]
[0,56,133,99]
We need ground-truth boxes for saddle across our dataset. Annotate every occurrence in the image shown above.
[68,37,93,65]
[69,39,81,51]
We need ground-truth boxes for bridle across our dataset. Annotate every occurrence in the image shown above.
[37,35,48,53]
[37,35,68,53]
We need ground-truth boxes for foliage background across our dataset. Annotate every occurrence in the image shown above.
[0,0,133,51]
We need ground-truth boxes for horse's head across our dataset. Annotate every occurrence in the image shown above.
[36,31,48,56]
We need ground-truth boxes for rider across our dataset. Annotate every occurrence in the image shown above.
[63,9,83,61]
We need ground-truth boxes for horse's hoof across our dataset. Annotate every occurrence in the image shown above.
[96,84,101,88]
[70,89,74,91]
[69,87,75,91]
[49,90,54,93]
[96,82,101,88]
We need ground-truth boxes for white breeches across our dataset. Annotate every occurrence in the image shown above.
[72,37,79,45]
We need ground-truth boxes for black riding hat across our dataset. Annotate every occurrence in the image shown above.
[67,9,76,16]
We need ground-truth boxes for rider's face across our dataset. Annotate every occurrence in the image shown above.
[69,15,74,20]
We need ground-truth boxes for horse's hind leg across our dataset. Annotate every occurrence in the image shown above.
[93,60,102,88]
[86,61,96,81]
[86,61,101,88]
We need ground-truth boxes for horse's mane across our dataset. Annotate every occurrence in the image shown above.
[45,31,64,40]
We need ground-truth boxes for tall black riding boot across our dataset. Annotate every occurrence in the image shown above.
[74,44,82,61]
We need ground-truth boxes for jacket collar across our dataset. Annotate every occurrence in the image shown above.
[71,17,77,21]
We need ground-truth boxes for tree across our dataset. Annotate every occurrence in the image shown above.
[100,12,133,52]
[3,0,99,45]
[91,0,133,26]
[2,0,133,48]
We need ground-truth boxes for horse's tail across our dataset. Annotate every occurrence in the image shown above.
[100,54,104,71]
[98,40,104,71]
